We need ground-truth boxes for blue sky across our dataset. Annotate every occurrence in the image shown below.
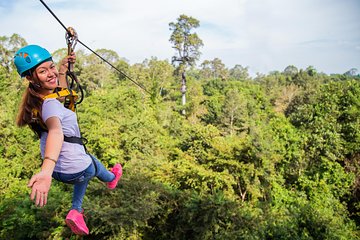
[1,0,359,76]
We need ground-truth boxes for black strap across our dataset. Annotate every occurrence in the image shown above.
[63,135,88,145]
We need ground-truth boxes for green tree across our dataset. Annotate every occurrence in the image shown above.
[221,88,246,135]
[0,34,27,75]
[130,57,174,101]
[344,68,358,76]
[169,14,203,115]
[229,64,250,81]
[77,49,120,94]
[200,58,229,80]
[283,65,298,76]
[288,80,360,225]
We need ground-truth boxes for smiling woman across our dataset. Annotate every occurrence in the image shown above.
[13,44,123,236]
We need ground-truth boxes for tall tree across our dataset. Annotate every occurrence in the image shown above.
[283,65,298,76]
[169,14,203,115]
[344,68,358,76]
[229,64,250,81]
[200,58,229,80]
[0,34,27,76]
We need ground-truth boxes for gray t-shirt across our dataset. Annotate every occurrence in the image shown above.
[40,98,92,174]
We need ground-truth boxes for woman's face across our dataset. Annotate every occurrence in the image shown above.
[32,61,59,92]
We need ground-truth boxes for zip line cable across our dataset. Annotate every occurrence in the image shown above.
[39,0,151,95]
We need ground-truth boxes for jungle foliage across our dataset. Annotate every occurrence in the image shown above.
[0,34,359,239]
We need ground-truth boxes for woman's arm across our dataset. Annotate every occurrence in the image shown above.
[57,52,76,88]
[28,116,64,207]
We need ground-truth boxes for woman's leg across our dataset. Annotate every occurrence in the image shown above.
[52,163,96,212]
[71,163,96,211]
[89,154,115,182]
[52,166,94,235]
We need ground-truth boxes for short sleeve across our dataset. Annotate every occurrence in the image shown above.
[41,98,64,123]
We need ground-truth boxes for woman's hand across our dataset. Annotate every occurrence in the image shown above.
[27,171,52,207]
[58,52,76,87]
[29,116,63,207]
[58,52,76,74]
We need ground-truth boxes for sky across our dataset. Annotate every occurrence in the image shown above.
[1,0,359,76]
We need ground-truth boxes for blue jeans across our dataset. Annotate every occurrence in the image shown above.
[52,154,115,212]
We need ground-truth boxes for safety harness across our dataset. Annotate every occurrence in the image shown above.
[32,89,87,147]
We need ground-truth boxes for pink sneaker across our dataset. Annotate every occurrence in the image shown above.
[107,163,123,189]
[65,209,89,235]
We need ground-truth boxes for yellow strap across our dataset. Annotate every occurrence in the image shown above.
[43,88,78,100]
[43,88,79,112]
[31,88,79,130]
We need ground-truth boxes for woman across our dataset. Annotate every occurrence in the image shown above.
[14,44,122,235]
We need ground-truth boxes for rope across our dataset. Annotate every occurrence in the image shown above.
[39,0,151,95]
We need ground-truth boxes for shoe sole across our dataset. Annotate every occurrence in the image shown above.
[65,218,88,235]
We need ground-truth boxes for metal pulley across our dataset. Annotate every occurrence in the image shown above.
[65,27,78,72]
[65,27,78,54]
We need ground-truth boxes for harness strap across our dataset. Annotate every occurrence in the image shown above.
[43,88,78,100]
[32,88,86,148]
[31,88,78,131]
[64,135,88,153]
[63,136,87,145]
[43,88,79,112]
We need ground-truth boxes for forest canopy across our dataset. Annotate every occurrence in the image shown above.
[0,33,359,239]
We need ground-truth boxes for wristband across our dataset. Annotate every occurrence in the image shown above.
[44,157,57,163]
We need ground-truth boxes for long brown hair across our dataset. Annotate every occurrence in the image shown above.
[16,82,46,138]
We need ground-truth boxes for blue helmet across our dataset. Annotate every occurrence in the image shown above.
[14,45,52,77]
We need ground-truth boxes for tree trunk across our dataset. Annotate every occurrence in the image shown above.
[181,71,186,115]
